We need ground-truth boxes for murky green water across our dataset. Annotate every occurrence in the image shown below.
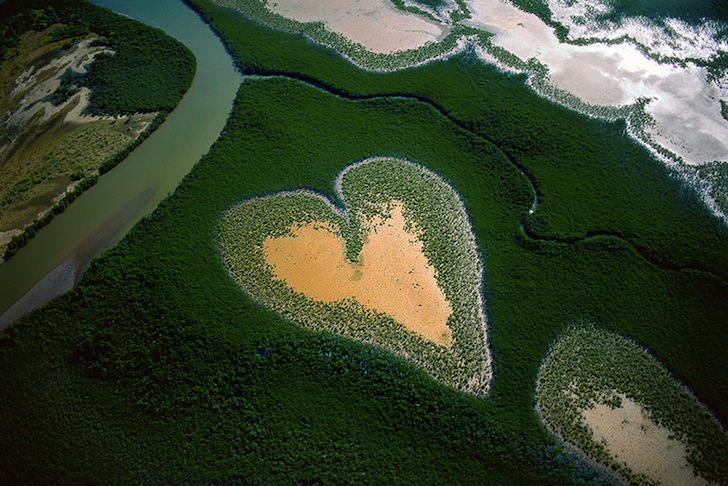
[0,0,242,324]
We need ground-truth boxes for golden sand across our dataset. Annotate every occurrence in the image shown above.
[263,203,453,346]
[583,395,706,485]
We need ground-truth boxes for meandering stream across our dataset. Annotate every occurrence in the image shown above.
[0,0,242,327]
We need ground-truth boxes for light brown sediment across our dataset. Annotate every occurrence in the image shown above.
[582,394,707,485]
[265,0,447,54]
[263,202,453,346]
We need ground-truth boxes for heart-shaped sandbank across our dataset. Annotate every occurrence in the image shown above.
[263,202,454,347]
[218,158,491,396]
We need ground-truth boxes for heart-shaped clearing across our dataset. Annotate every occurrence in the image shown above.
[263,201,453,346]
[218,157,491,396]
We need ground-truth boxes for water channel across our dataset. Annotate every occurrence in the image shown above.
[0,0,243,327]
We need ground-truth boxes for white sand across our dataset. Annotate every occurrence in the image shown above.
[583,395,706,485]
[464,0,728,165]
[266,0,448,53]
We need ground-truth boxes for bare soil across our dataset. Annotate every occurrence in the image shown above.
[266,0,447,54]
[583,395,707,485]
[263,202,453,346]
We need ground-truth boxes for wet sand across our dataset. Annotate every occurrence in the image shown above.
[0,188,155,331]
[583,395,706,485]
[465,0,728,165]
[263,202,453,346]
[0,260,77,329]
[266,0,448,53]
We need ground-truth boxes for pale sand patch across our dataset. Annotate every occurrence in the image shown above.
[583,395,706,486]
[266,0,448,54]
[5,38,112,130]
[63,88,105,124]
[465,0,728,165]
[263,202,453,346]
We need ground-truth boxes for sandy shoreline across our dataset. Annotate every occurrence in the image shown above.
[0,187,156,331]
[0,259,77,330]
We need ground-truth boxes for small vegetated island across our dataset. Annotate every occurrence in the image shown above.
[219,157,492,396]
[0,0,195,259]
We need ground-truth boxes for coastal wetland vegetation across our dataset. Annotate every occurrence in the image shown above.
[0,0,726,483]
[537,324,728,484]
[219,158,492,397]
[0,0,195,259]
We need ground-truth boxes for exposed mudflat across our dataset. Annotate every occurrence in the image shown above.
[583,395,706,485]
[263,202,454,346]
[465,0,728,166]
[266,0,448,53]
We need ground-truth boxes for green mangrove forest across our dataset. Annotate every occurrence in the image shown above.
[0,0,726,483]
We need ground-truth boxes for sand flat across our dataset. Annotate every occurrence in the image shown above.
[266,0,447,54]
[583,395,706,485]
[4,38,112,131]
[263,202,453,346]
[222,0,728,164]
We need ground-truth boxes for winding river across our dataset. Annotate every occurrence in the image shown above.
[0,0,242,327]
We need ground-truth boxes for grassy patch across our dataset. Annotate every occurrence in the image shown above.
[0,113,155,230]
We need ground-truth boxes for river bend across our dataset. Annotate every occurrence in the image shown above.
[0,0,242,327]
